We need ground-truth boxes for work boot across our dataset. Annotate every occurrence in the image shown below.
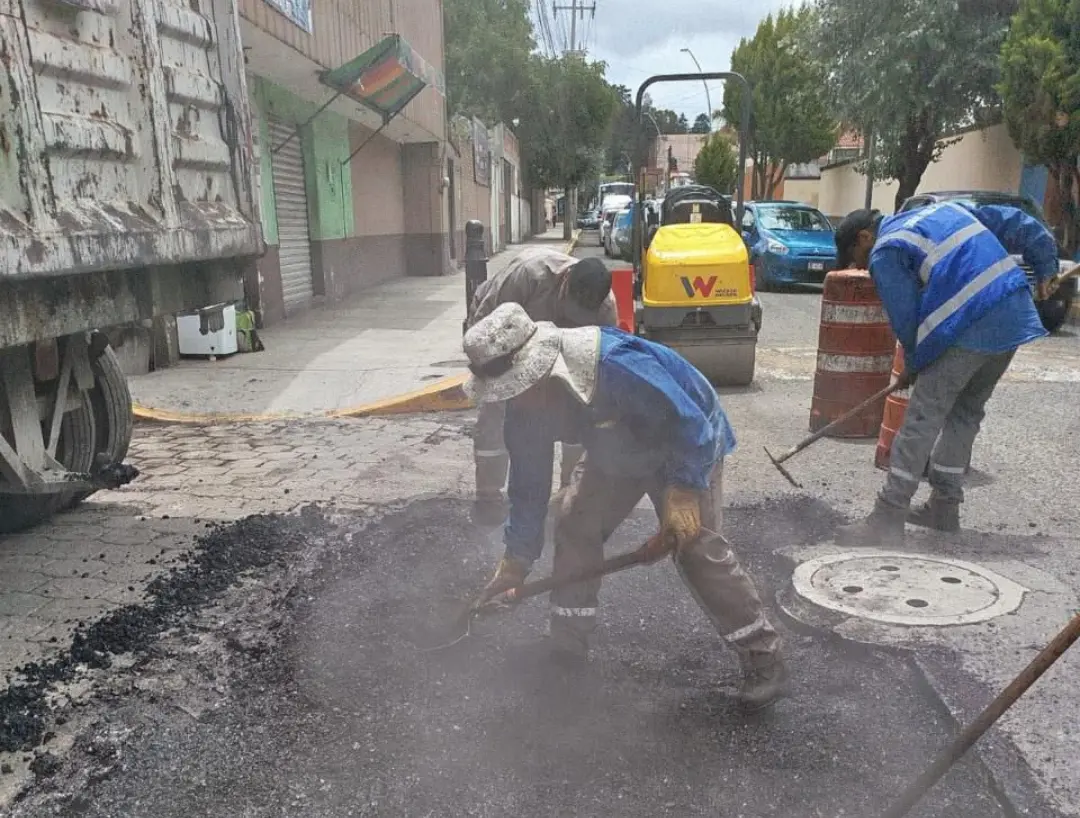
[907,496,960,533]
[738,656,791,712]
[836,498,907,547]
[476,554,529,605]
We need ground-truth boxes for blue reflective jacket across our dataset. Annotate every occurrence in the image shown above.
[502,327,736,564]
[871,202,1057,371]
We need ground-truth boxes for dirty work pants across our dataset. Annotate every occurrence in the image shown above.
[474,401,582,499]
[881,346,1015,508]
[550,456,782,667]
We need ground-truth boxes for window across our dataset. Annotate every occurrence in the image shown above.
[757,206,831,231]
[742,209,756,230]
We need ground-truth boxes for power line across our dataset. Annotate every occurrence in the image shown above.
[552,0,595,55]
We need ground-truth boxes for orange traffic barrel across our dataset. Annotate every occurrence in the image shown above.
[875,342,910,470]
[809,269,895,437]
[611,267,635,333]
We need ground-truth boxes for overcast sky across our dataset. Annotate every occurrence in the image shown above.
[539,0,802,118]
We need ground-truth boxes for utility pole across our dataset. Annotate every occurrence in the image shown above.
[553,0,595,56]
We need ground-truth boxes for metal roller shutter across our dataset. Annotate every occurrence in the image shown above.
[267,118,314,315]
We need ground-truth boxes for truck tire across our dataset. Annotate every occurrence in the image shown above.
[0,389,96,534]
[65,344,133,510]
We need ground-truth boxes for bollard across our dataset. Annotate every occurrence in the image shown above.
[463,220,488,335]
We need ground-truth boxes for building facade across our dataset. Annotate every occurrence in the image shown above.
[238,0,451,325]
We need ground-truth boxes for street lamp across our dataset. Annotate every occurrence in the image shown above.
[680,47,712,132]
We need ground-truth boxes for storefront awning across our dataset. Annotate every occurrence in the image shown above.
[319,34,445,123]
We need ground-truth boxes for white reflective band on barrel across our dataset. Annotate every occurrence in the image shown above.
[917,256,1017,346]
[551,605,597,618]
[890,466,917,483]
[725,613,767,644]
[820,303,888,324]
[931,463,966,475]
[917,220,987,285]
[816,353,895,374]
[475,448,508,457]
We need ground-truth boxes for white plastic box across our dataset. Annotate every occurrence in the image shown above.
[177,304,238,357]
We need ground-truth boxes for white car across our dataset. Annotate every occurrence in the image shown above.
[597,195,633,247]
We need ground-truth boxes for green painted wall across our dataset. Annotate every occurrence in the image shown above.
[249,76,354,244]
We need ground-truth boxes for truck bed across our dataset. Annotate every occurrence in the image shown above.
[0,0,261,280]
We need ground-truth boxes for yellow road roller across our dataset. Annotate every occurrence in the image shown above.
[631,72,760,387]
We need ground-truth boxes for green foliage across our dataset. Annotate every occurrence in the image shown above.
[515,55,619,191]
[691,113,711,134]
[723,8,836,201]
[1000,0,1080,252]
[802,0,1013,210]
[694,132,739,194]
[443,0,535,123]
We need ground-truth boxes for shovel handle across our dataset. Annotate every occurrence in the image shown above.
[774,380,904,466]
[494,545,654,605]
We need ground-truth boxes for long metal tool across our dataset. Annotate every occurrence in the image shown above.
[764,380,906,488]
[880,610,1080,818]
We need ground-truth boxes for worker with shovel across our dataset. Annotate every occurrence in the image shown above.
[463,303,788,710]
[833,203,1058,545]
[466,247,617,528]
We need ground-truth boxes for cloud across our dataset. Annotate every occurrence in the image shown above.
[572,0,803,115]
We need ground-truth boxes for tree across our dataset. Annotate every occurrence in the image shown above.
[444,0,535,123]
[722,8,836,201]
[515,55,619,237]
[676,113,690,134]
[694,132,739,194]
[802,0,1014,210]
[1000,0,1080,254]
[691,113,711,134]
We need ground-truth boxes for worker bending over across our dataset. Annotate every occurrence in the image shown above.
[466,247,617,527]
[833,202,1058,543]
[463,303,788,710]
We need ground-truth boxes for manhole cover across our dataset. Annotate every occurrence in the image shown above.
[791,551,1025,627]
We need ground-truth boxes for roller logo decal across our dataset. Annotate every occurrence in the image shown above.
[680,276,737,298]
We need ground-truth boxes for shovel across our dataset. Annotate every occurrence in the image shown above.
[765,380,907,488]
[419,534,679,651]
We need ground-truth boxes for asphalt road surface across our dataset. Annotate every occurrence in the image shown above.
[9,493,1010,818]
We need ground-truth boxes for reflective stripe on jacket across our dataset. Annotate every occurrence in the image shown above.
[874,202,1032,370]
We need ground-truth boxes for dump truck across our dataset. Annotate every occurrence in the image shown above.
[0,0,261,532]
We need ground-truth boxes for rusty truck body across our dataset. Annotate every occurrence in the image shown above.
[0,0,261,531]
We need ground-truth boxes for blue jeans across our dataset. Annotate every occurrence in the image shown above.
[502,401,558,565]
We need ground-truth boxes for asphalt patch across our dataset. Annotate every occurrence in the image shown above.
[0,504,333,754]
[15,497,1014,817]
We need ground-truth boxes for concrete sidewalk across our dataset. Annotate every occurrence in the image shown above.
[130,227,578,421]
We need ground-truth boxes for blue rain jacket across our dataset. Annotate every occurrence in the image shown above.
[870,203,1057,371]
[502,327,736,564]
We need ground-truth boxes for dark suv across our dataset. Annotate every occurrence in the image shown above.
[898,190,1076,333]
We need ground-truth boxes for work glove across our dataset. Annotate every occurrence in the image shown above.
[474,555,529,608]
[660,486,703,550]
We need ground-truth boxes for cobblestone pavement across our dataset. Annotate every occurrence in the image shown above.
[0,415,475,683]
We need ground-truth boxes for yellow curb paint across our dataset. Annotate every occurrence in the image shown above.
[132,231,586,425]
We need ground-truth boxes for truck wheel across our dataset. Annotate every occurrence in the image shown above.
[63,343,133,510]
[0,389,96,534]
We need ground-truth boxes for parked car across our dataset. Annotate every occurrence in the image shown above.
[609,208,633,259]
[577,209,601,230]
[598,195,632,247]
[897,190,1077,333]
[741,201,837,290]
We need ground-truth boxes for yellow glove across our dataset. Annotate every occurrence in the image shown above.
[661,486,702,549]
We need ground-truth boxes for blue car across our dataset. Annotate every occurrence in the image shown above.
[741,201,837,290]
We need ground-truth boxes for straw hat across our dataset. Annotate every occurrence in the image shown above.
[463,302,600,405]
